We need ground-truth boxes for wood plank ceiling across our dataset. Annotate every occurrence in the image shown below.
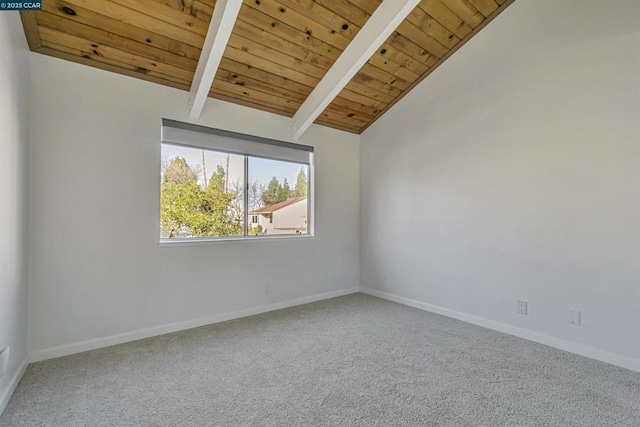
[21,0,514,134]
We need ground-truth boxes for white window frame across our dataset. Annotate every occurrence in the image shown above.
[159,119,314,245]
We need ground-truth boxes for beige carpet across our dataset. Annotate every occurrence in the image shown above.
[2,293,639,426]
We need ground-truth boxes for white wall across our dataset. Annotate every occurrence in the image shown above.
[361,0,640,369]
[27,54,360,357]
[0,12,29,413]
[272,200,308,234]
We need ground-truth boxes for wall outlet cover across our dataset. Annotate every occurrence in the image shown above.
[567,309,581,326]
[517,300,528,315]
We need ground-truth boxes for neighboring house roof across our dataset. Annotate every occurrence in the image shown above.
[251,197,306,214]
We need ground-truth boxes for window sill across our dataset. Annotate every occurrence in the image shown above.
[158,234,314,248]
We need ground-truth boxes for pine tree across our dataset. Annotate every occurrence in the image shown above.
[262,176,281,205]
[279,178,291,201]
[293,167,308,197]
[210,164,226,191]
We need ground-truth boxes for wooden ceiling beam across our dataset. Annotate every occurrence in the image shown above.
[188,0,242,119]
[291,0,420,139]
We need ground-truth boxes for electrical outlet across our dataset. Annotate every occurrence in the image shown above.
[567,309,581,326]
[0,346,9,378]
[517,300,528,315]
[263,284,270,296]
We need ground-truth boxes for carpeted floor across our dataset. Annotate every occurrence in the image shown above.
[2,293,639,426]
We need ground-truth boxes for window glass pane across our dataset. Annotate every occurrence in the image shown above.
[161,144,244,239]
[248,157,309,236]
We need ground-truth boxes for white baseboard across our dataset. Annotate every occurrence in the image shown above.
[0,356,28,417]
[360,287,640,373]
[30,287,359,363]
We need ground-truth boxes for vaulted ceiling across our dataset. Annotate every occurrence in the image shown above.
[21,0,513,134]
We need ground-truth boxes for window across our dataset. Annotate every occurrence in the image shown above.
[160,119,313,241]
